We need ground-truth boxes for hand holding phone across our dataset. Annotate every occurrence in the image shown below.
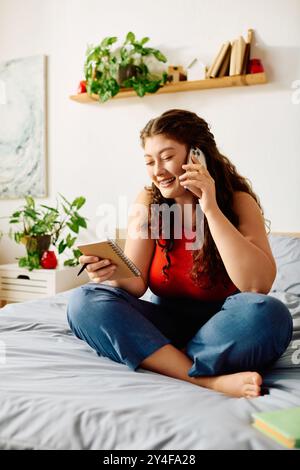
[181,146,216,219]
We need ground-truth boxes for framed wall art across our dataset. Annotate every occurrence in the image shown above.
[0,55,47,199]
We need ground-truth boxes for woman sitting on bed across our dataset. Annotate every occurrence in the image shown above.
[67,109,293,399]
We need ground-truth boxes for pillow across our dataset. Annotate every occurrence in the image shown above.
[269,291,300,369]
[268,234,300,297]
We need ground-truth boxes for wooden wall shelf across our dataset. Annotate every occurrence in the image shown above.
[69,72,267,103]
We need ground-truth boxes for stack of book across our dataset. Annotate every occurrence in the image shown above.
[206,29,254,79]
[252,406,300,449]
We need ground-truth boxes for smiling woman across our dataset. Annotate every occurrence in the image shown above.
[144,139,187,191]
[140,109,274,294]
[67,108,293,399]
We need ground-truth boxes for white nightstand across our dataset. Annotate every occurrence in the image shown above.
[0,263,88,305]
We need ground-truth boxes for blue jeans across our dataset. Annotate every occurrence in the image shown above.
[66,283,293,377]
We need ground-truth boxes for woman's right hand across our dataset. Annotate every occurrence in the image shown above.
[79,256,117,283]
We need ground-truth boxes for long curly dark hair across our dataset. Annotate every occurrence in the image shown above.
[140,109,271,290]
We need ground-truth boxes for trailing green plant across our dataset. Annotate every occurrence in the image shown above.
[8,194,88,270]
[85,36,120,102]
[119,32,168,96]
[84,32,168,102]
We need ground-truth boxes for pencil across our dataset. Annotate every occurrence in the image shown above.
[77,263,88,277]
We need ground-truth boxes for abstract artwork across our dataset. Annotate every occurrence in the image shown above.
[0,55,47,198]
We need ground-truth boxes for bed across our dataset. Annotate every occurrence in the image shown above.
[0,232,299,450]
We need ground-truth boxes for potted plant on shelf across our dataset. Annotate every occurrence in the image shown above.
[117,32,168,96]
[84,35,120,102]
[84,32,168,102]
[7,194,88,271]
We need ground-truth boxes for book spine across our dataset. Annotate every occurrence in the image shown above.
[242,29,254,74]
[217,44,231,77]
[210,41,231,78]
[206,43,224,78]
[229,39,238,76]
[236,35,246,75]
[241,43,250,74]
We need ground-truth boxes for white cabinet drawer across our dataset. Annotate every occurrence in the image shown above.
[1,269,51,281]
[0,263,88,303]
[1,273,48,291]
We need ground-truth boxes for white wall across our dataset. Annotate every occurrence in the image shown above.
[0,0,300,264]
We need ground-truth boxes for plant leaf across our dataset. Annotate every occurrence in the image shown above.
[66,233,76,248]
[66,221,79,233]
[133,82,146,97]
[73,248,82,258]
[126,32,135,44]
[72,196,86,210]
[24,208,39,219]
[40,204,59,213]
[58,193,71,207]
[152,50,167,62]
[64,259,76,267]
[25,195,35,209]
[100,36,118,49]
[76,215,87,228]
[140,37,150,45]
[58,240,67,254]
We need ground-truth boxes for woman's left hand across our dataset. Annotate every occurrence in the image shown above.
[179,153,218,215]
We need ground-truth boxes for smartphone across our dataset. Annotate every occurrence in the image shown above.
[183,147,207,193]
[187,146,207,169]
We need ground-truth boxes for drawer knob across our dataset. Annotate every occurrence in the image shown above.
[17,274,30,280]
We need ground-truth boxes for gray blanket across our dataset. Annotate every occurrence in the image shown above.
[0,289,299,450]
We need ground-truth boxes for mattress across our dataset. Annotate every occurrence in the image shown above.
[0,289,299,450]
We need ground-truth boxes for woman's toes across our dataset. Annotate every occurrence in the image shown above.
[251,382,261,393]
[207,371,263,398]
[245,392,259,399]
[251,372,263,386]
[244,384,261,397]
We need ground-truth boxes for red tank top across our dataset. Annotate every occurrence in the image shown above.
[148,231,238,302]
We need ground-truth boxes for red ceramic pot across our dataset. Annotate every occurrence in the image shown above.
[40,250,58,269]
[77,80,87,94]
[248,59,264,74]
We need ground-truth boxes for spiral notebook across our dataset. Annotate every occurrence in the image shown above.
[77,238,141,280]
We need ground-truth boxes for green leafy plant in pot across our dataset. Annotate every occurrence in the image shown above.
[8,194,88,271]
[118,32,168,97]
[84,32,168,102]
[84,36,120,103]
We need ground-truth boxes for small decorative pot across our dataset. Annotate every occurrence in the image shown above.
[248,59,264,74]
[40,250,58,269]
[118,64,139,87]
[25,235,51,257]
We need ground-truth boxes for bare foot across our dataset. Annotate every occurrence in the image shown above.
[198,371,263,398]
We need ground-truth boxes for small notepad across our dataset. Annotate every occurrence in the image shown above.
[77,238,141,280]
[252,406,300,448]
